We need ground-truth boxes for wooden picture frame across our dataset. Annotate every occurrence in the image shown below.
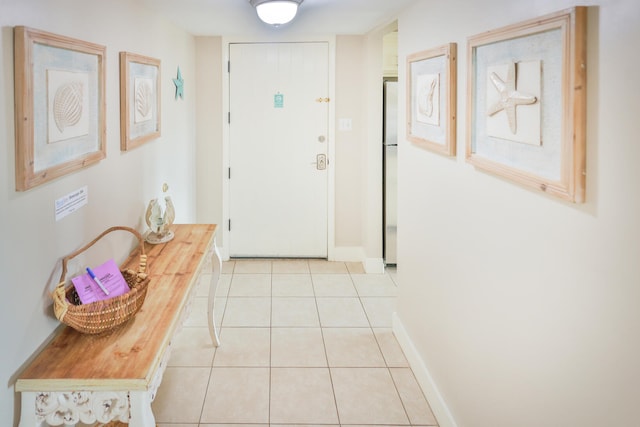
[119,52,161,151]
[466,7,587,202]
[14,26,106,191]
[406,43,457,156]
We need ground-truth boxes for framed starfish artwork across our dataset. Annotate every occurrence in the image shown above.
[120,52,161,151]
[406,43,457,156]
[466,7,587,203]
[13,26,106,191]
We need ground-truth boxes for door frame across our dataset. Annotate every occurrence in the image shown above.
[220,35,337,261]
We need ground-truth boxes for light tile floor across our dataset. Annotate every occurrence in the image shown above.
[152,259,438,427]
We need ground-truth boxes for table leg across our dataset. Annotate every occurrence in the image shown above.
[18,392,38,427]
[129,391,155,427]
[207,238,222,347]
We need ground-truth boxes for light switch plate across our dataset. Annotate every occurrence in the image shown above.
[339,118,352,131]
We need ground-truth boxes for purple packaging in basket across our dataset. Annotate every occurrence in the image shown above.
[71,259,130,304]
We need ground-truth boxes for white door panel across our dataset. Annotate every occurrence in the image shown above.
[229,43,329,257]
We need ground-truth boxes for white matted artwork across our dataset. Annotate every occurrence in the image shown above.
[47,69,90,143]
[134,77,154,124]
[486,60,541,146]
[120,52,161,151]
[466,7,587,203]
[416,73,440,126]
[14,26,106,191]
[406,43,457,156]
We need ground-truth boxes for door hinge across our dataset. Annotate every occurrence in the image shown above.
[228,219,231,231]
[228,60,230,73]
[228,112,231,124]
[228,168,231,179]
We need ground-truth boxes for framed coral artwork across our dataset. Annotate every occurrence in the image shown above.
[466,7,587,202]
[406,43,457,156]
[14,26,106,191]
[119,52,161,151]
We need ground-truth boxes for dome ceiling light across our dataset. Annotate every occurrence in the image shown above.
[249,0,304,27]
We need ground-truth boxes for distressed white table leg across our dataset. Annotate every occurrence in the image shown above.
[129,391,156,427]
[207,238,222,347]
[18,392,38,427]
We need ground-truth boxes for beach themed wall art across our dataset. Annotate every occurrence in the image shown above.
[14,26,106,191]
[466,7,587,202]
[406,43,457,156]
[120,52,161,151]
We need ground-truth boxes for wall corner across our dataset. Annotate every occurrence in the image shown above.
[393,313,458,427]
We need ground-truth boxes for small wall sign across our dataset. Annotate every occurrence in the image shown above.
[274,93,284,108]
[55,186,88,221]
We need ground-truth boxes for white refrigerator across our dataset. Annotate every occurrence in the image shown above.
[383,80,398,265]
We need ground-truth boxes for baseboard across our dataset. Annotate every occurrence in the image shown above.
[222,246,383,275]
[320,248,385,274]
[393,313,458,427]
[364,257,385,274]
[219,245,230,261]
[331,246,365,262]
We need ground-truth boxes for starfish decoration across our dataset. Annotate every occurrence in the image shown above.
[487,62,537,134]
[173,67,184,100]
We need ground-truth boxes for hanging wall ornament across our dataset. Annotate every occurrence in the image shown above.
[173,66,184,100]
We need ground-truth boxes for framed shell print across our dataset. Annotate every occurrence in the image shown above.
[407,43,457,156]
[14,26,106,191]
[120,52,161,151]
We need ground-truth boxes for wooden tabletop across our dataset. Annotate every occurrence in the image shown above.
[16,224,217,392]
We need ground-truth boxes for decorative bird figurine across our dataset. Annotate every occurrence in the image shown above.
[145,183,176,244]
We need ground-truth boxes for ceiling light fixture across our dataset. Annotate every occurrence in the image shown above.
[249,0,304,27]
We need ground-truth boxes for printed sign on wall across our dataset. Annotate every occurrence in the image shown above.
[274,93,284,108]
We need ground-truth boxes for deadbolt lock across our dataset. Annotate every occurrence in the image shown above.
[312,154,327,170]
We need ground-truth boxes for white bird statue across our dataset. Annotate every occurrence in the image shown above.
[145,183,175,244]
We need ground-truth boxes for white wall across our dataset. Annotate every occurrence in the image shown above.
[334,21,397,272]
[361,22,397,273]
[395,0,640,426]
[335,35,365,252]
[0,1,196,424]
[195,37,224,232]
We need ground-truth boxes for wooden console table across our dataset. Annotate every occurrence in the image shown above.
[15,224,221,426]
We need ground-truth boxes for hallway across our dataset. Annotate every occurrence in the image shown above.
[152,259,437,426]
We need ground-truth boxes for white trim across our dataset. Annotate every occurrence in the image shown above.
[219,245,230,261]
[331,246,365,262]
[392,313,458,427]
[327,37,337,262]
[221,35,336,260]
[221,38,231,262]
[364,257,385,274]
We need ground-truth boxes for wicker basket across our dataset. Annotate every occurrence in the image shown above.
[52,226,150,335]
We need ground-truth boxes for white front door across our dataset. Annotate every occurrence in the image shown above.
[229,42,329,258]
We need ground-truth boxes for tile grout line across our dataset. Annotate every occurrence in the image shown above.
[315,271,343,426]
[196,365,215,424]
[199,262,232,424]
[268,261,273,425]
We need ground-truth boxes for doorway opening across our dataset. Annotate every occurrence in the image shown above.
[382,28,398,266]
